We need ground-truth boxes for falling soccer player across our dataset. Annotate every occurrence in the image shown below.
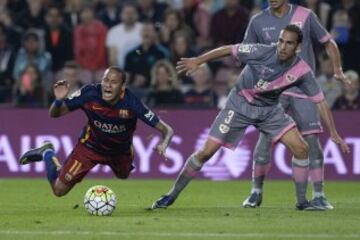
[20,66,173,197]
[151,24,350,211]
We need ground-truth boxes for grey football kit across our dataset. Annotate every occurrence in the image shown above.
[241,4,334,209]
[243,4,330,133]
[209,44,324,148]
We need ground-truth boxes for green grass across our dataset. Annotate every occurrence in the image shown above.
[0,179,359,240]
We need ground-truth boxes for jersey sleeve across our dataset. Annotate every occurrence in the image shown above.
[309,11,332,44]
[231,44,273,64]
[127,90,160,127]
[242,16,258,44]
[295,71,325,103]
[64,85,92,111]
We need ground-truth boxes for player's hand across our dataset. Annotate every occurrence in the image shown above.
[154,142,168,161]
[334,69,351,85]
[330,132,350,154]
[176,57,200,76]
[53,80,70,100]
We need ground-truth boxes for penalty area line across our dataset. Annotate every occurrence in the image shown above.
[0,230,359,239]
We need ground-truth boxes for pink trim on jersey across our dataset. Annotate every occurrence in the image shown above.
[238,60,311,103]
[272,122,296,144]
[208,136,236,150]
[319,33,332,43]
[282,91,308,99]
[290,6,311,28]
[301,129,323,136]
[231,44,240,60]
[308,92,325,103]
[238,89,255,102]
[267,60,311,89]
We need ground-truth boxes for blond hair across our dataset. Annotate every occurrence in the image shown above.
[150,60,178,88]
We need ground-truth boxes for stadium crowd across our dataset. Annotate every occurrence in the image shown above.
[0,0,359,110]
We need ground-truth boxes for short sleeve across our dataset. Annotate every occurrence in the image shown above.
[127,90,160,127]
[309,11,332,44]
[296,71,325,103]
[231,44,274,64]
[64,85,92,111]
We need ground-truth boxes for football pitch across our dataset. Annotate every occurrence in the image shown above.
[0,179,359,240]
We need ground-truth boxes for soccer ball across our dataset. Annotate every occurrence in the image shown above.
[83,185,117,216]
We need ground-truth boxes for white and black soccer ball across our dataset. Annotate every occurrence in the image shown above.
[84,185,117,216]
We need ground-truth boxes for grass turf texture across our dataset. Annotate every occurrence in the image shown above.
[0,179,359,240]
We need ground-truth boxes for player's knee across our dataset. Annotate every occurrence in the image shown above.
[52,187,67,197]
[114,171,130,179]
[293,141,309,159]
[52,180,71,197]
[195,150,213,163]
[304,135,324,168]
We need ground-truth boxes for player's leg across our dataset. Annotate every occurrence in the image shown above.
[55,143,97,197]
[304,134,333,209]
[243,95,291,208]
[242,132,271,207]
[151,91,248,209]
[19,142,69,196]
[108,146,135,180]
[151,138,222,209]
[291,97,332,209]
[279,128,314,210]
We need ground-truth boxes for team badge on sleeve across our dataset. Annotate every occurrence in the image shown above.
[144,110,155,121]
[68,89,81,100]
[238,44,253,53]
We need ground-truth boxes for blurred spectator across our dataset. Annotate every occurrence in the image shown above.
[333,70,360,110]
[331,0,360,72]
[184,64,217,108]
[57,60,83,96]
[15,0,46,30]
[13,64,46,107]
[13,30,52,88]
[216,67,239,109]
[106,3,142,68]
[146,59,183,107]
[74,5,107,83]
[170,31,196,85]
[302,0,331,28]
[137,0,168,23]
[64,0,83,30]
[44,5,73,73]
[159,9,193,48]
[0,22,16,103]
[317,54,342,107]
[210,0,249,46]
[125,22,169,88]
[190,0,212,49]
[97,0,120,28]
[330,9,351,44]
[0,8,22,49]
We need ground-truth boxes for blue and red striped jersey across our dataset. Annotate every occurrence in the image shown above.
[64,84,160,154]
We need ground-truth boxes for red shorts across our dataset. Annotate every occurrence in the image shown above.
[58,143,134,187]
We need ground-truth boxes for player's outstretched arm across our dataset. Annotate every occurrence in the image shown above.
[49,80,70,118]
[176,45,233,75]
[154,120,174,160]
[324,39,351,85]
[316,100,350,153]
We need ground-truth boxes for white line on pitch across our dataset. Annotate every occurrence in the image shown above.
[0,230,359,239]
